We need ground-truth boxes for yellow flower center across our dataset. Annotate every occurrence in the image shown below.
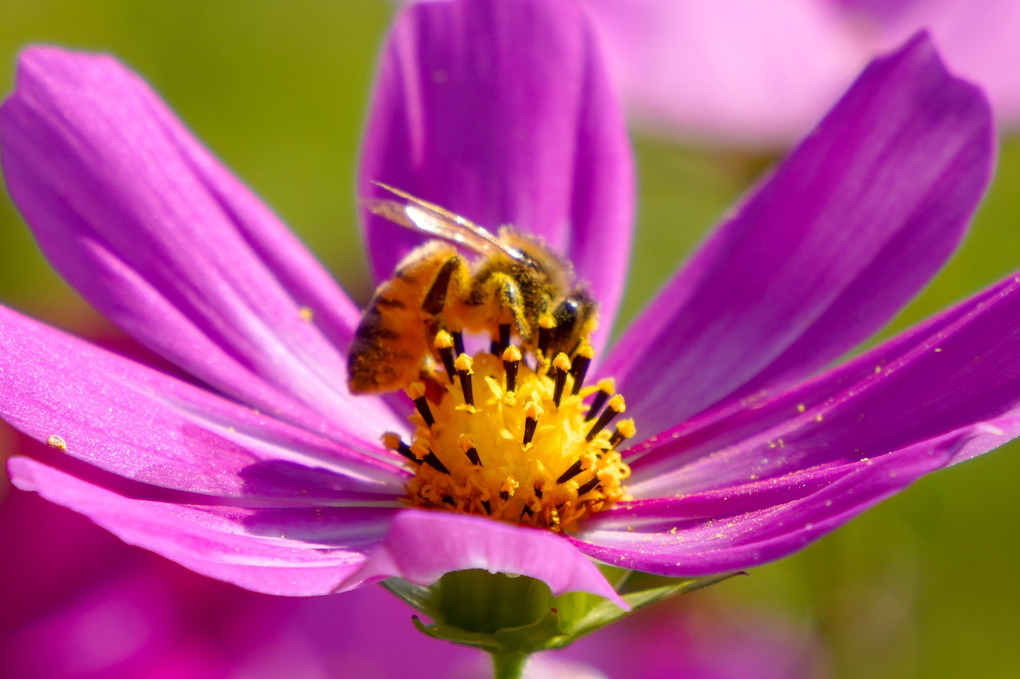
[384,331,633,533]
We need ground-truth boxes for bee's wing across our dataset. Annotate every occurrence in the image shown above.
[363,183,525,261]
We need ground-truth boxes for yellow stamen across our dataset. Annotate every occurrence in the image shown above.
[435,330,454,350]
[502,344,522,392]
[501,345,522,361]
[402,346,633,533]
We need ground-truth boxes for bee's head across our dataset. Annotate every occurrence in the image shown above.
[549,289,598,356]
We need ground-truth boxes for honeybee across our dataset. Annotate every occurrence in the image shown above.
[347,184,598,394]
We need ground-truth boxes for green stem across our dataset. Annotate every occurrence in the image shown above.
[491,651,530,679]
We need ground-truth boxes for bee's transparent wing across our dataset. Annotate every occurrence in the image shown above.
[363,183,524,260]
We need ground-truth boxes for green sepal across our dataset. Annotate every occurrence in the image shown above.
[553,569,743,646]
[409,609,564,653]
[381,567,742,656]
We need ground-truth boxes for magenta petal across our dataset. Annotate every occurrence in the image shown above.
[341,508,628,609]
[628,272,1020,496]
[581,271,1020,575]
[9,457,398,595]
[360,0,634,350]
[604,34,994,437]
[0,47,400,436]
[0,305,407,500]
[570,439,953,576]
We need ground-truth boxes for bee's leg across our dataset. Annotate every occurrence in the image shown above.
[422,255,471,361]
[487,273,525,355]
[421,254,467,315]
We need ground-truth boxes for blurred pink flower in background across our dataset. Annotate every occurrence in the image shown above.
[583,0,1020,146]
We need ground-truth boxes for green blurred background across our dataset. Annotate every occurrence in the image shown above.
[2,2,1018,677]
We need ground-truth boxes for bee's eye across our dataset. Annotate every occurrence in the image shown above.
[553,292,595,338]
[553,297,581,330]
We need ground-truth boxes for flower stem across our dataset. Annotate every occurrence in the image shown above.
[491,651,529,679]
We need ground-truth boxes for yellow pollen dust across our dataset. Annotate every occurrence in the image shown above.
[385,339,634,533]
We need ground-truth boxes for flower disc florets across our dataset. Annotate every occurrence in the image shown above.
[384,331,633,533]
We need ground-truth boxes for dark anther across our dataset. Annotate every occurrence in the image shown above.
[439,346,457,380]
[520,505,534,519]
[422,451,450,475]
[441,495,455,506]
[434,334,458,380]
[556,459,585,484]
[502,345,521,393]
[452,331,466,356]
[499,489,510,501]
[523,415,538,446]
[609,419,636,449]
[482,500,492,514]
[465,446,482,466]
[570,351,592,395]
[414,396,435,428]
[576,477,601,496]
[455,353,475,407]
[534,486,543,499]
[552,354,570,407]
[458,369,474,407]
[586,400,622,442]
[498,323,511,354]
[394,440,419,465]
[586,390,610,422]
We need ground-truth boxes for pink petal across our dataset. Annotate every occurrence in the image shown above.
[0,305,406,500]
[603,34,994,439]
[628,271,1020,495]
[341,508,628,609]
[360,0,635,351]
[9,457,398,596]
[576,271,1020,575]
[0,46,401,437]
[570,438,952,575]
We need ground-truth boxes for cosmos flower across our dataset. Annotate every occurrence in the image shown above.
[0,0,1011,625]
[582,0,1020,146]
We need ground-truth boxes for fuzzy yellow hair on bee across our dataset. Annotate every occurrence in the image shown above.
[348,185,597,394]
